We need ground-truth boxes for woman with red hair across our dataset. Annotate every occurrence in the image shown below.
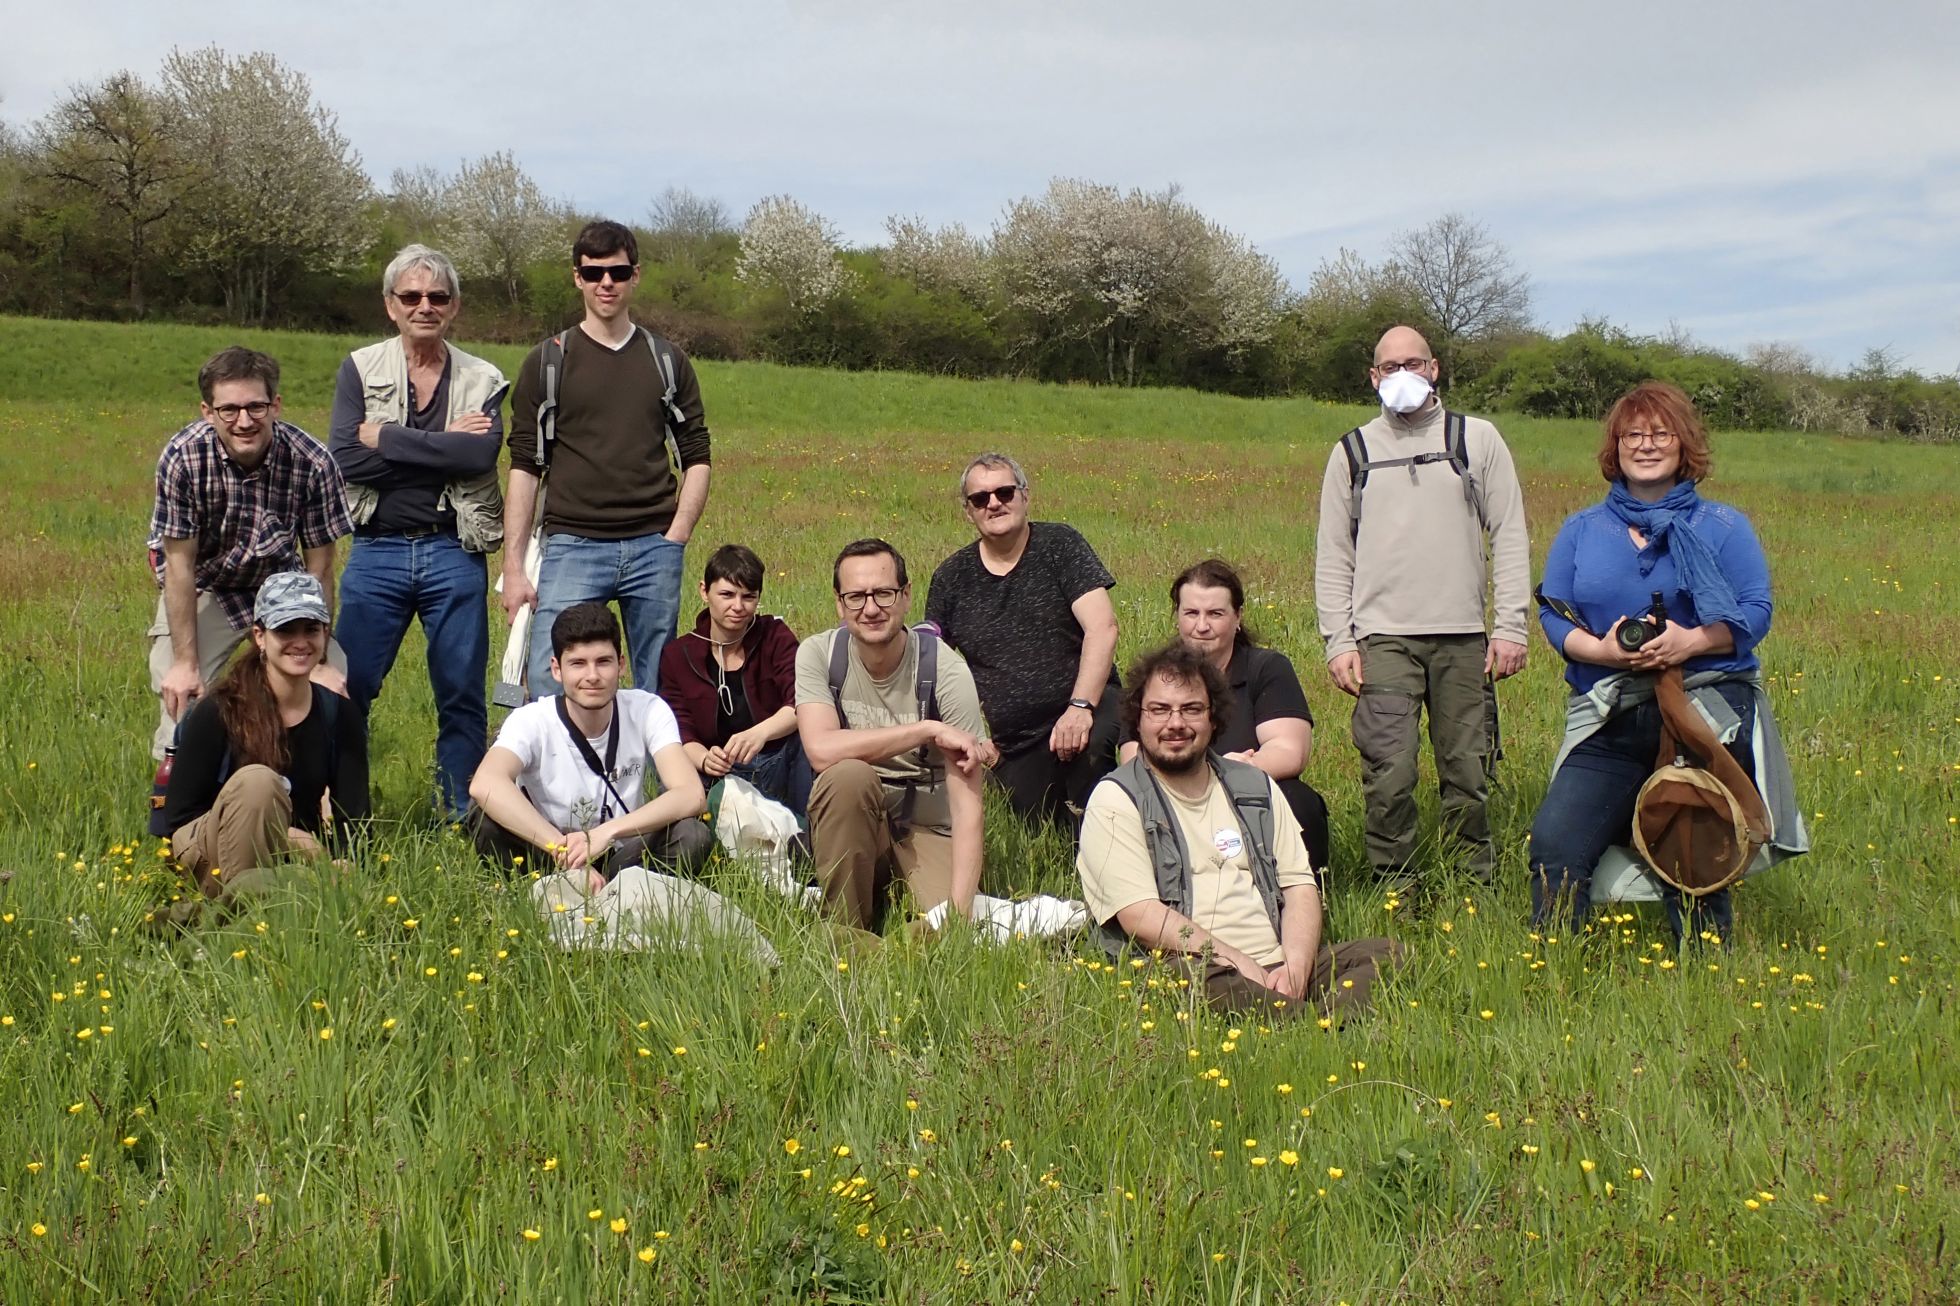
[1528,381,1789,944]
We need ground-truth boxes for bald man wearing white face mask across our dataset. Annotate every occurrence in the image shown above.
[1313,325,1530,891]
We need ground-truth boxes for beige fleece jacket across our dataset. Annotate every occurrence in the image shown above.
[1313,399,1531,661]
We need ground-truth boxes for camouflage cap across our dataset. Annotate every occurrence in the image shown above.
[254,571,331,629]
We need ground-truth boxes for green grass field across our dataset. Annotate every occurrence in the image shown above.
[0,315,1954,1301]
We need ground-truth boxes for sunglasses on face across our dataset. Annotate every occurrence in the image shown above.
[964,485,1020,510]
[392,290,453,307]
[576,263,636,284]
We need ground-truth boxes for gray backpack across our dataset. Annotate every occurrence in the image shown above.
[826,625,942,836]
[1338,410,1487,544]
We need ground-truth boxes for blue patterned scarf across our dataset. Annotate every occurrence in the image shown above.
[1603,480,1746,633]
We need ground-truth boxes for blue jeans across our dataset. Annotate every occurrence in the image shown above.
[528,531,686,699]
[1528,680,1756,943]
[339,533,489,819]
[722,732,814,824]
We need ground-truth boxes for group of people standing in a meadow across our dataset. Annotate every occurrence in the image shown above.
[143,220,1807,1014]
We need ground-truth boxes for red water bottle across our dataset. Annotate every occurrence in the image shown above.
[150,747,174,813]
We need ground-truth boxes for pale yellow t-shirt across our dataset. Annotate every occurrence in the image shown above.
[1077,770,1316,966]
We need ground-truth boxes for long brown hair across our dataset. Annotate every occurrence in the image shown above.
[214,643,290,771]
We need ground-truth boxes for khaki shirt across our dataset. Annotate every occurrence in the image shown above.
[1078,771,1316,966]
[794,629,987,835]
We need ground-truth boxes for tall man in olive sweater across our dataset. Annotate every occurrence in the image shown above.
[1314,325,1530,889]
[501,221,712,699]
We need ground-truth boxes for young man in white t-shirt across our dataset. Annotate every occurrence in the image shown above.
[469,601,711,886]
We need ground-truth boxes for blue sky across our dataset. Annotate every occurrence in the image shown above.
[7,0,1957,372]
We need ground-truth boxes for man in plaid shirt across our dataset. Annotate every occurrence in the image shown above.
[147,345,354,758]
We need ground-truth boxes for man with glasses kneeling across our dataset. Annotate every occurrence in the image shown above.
[1079,643,1400,1017]
[147,346,352,764]
[796,539,996,935]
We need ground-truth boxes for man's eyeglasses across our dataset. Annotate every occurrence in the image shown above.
[576,263,636,284]
[1140,702,1209,722]
[838,587,903,612]
[1619,430,1678,449]
[392,290,453,307]
[964,485,1020,511]
[209,401,272,424]
[1373,357,1432,375]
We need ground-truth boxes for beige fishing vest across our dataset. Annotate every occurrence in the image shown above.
[345,338,506,553]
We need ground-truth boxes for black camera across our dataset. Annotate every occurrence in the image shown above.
[1615,590,1669,652]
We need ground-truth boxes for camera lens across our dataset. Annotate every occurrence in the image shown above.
[1616,621,1651,652]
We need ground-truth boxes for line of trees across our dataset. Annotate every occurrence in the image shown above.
[3,47,1955,439]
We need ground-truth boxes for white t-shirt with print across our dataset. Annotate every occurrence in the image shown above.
[490,688,683,833]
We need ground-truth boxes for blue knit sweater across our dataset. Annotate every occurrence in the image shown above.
[1538,497,1772,693]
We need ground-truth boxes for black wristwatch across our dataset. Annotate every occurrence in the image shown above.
[1067,697,1094,711]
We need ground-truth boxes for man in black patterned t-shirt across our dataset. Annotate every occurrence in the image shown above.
[925,453,1121,832]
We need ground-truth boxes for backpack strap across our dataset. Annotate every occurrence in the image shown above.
[1338,428,1368,546]
[1341,411,1488,544]
[826,627,851,724]
[533,330,569,472]
[1442,409,1488,531]
[638,328,686,475]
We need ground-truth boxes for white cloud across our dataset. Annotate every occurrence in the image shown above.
[4,0,1958,368]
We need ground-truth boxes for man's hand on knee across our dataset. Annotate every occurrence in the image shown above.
[1048,704,1092,760]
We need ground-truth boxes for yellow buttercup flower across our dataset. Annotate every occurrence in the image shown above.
[638,1247,656,1264]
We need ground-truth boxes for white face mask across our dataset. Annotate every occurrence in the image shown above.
[1377,369,1433,414]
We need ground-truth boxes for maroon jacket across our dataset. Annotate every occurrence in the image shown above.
[657,610,800,747]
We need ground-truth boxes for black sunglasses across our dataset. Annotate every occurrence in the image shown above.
[965,485,1020,510]
[576,263,636,284]
[392,290,453,307]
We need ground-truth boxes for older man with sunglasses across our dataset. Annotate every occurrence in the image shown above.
[925,452,1121,833]
[329,243,507,820]
[502,220,713,704]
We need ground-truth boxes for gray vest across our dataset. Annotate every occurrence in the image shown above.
[1097,754,1283,960]
[345,337,506,552]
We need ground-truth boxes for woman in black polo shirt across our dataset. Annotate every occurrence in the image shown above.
[1122,559,1331,871]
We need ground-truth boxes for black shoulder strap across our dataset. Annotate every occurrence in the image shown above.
[1339,428,1369,545]
[1444,410,1490,531]
[553,695,631,820]
[637,327,685,474]
[534,330,568,471]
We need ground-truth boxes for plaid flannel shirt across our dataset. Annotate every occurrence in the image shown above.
[149,418,353,630]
